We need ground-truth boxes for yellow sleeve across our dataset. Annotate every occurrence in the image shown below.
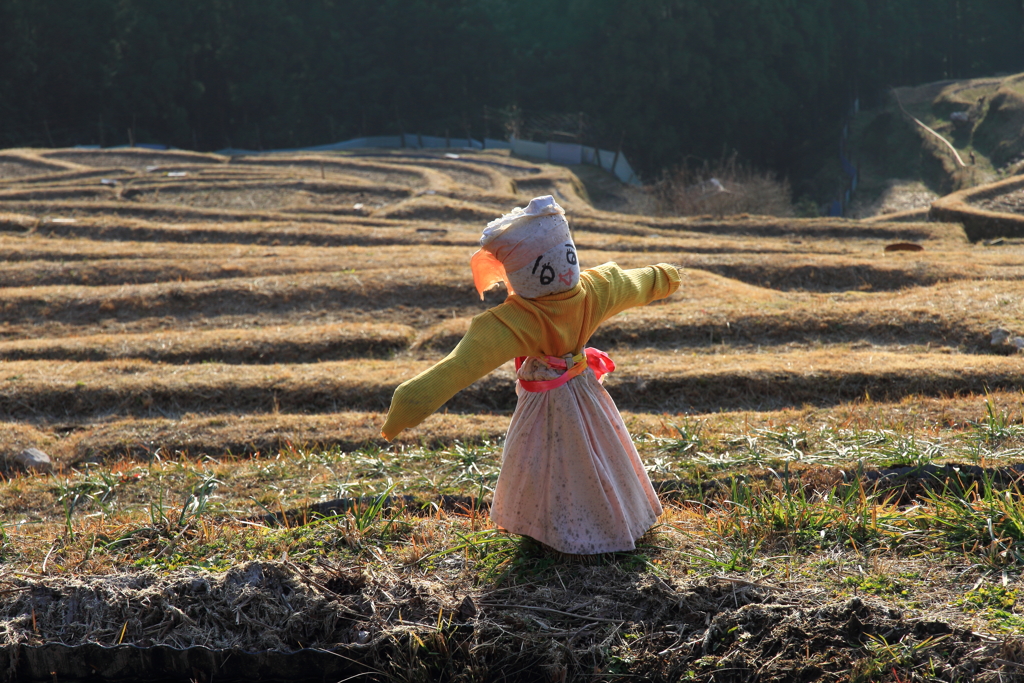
[380,310,529,440]
[585,263,680,324]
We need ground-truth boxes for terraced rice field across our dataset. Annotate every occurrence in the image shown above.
[0,146,1021,463]
[4,146,1024,682]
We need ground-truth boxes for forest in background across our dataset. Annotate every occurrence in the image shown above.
[1,0,1022,189]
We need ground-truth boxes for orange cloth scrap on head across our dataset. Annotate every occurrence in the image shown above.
[380,262,680,440]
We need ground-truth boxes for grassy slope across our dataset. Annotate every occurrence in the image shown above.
[1,147,1024,681]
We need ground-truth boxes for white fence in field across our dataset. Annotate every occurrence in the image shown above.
[489,138,639,186]
[214,133,641,186]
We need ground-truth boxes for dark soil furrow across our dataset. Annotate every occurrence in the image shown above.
[4,261,1018,347]
[689,259,989,291]
[645,216,967,242]
[4,231,1008,295]
[0,560,1006,683]
[596,315,997,352]
[1,353,1018,422]
[0,187,115,201]
[40,149,226,168]
[0,200,404,226]
[0,375,399,421]
[0,277,486,327]
[0,316,1001,359]
[418,314,1004,356]
[0,259,331,287]
[0,168,139,187]
[118,178,407,195]
[0,324,414,364]
[24,215,479,248]
[0,236,475,265]
[612,367,1023,413]
[4,389,1019,462]
[0,229,961,262]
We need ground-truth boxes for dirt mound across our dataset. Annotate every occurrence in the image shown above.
[0,563,349,651]
[0,565,1010,683]
[41,148,226,169]
[656,595,990,683]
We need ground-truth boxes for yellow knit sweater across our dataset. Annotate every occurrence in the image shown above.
[380,262,680,440]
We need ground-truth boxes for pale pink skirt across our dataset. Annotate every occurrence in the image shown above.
[490,357,663,554]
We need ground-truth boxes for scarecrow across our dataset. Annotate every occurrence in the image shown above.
[381,195,679,554]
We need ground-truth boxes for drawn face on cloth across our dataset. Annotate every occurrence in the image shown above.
[470,195,580,300]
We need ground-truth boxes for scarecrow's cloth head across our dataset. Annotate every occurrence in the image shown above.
[471,195,579,300]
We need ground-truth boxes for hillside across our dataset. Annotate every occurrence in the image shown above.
[848,72,1024,217]
[1,147,1024,681]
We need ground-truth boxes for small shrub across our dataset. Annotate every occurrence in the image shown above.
[649,152,794,217]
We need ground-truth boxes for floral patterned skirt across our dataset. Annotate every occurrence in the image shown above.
[489,357,663,554]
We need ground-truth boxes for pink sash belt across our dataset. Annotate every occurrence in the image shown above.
[514,348,615,393]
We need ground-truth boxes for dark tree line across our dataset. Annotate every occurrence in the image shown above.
[1,0,1022,180]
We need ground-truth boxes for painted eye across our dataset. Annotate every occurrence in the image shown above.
[539,264,555,285]
[566,249,577,265]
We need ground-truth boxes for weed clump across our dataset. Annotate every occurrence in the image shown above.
[650,153,794,217]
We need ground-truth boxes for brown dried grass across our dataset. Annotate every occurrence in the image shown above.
[0,198,407,227]
[4,146,1024,679]
[0,348,1018,426]
[3,231,1019,322]
[0,149,84,178]
[0,248,1017,343]
[5,217,964,263]
[0,147,1018,454]
[231,155,438,188]
[40,147,227,169]
[119,179,412,212]
[650,154,796,217]
[0,211,38,232]
[0,322,414,363]
[3,388,1019,465]
[23,211,475,246]
[645,214,967,243]
[0,267,482,333]
[300,268,1024,355]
